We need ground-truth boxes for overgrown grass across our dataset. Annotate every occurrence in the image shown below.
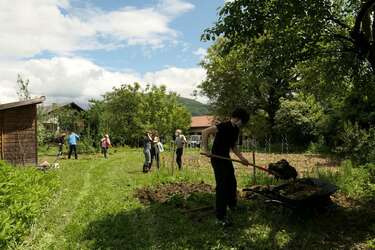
[0,161,58,249]
[307,161,375,201]
[7,148,375,249]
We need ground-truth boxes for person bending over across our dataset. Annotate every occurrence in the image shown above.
[201,108,250,226]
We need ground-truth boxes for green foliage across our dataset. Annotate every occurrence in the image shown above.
[77,138,97,154]
[199,38,293,137]
[275,94,327,145]
[335,122,375,164]
[245,110,271,141]
[0,161,58,248]
[312,160,375,201]
[87,83,191,145]
[54,106,85,133]
[307,136,331,154]
[336,161,375,200]
[200,0,375,158]
[37,106,55,145]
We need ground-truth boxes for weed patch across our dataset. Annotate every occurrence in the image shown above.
[0,161,58,249]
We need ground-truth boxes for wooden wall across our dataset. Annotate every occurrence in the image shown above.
[0,105,38,165]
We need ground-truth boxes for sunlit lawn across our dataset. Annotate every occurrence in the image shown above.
[14,147,374,249]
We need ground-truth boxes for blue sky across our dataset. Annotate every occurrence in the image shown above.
[0,0,225,104]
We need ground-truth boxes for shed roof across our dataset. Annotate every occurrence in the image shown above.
[0,96,45,111]
[191,115,215,128]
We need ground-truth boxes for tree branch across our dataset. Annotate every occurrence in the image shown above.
[353,0,375,36]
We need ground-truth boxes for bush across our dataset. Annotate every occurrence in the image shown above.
[77,138,97,154]
[275,94,327,146]
[336,161,375,200]
[312,161,375,201]
[0,161,58,248]
[335,122,375,164]
[307,136,331,154]
[37,122,55,146]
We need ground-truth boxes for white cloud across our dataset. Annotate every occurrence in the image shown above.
[0,57,206,104]
[158,0,195,16]
[193,47,207,59]
[0,0,195,58]
[0,1,207,105]
[92,7,177,48]
[144,66,206,99]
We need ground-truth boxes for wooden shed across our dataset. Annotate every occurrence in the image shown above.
[0,97,45,165]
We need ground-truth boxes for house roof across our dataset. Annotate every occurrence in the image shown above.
[191,115,215,128]
[45,102,85,114]
[0,96,45,111]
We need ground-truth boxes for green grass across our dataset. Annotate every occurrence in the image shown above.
[9,148,375,250]
[0,161,58,249]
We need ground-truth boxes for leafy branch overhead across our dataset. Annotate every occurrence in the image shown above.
[199,0,375,161]
[203,0,375,73]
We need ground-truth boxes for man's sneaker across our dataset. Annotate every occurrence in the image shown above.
[215,217,233,227]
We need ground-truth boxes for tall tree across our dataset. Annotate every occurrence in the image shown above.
[202,0,375,129]
[203,0,375,72]
[16,74,31,101]
[199,38,293,136]
[88,83,191,145]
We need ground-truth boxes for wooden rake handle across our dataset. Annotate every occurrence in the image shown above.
[200,152,276,175]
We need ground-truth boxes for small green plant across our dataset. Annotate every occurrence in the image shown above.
[315,161,375,201]
[337,161,375,200]
[307,136,331,154]
[0,161,58,248]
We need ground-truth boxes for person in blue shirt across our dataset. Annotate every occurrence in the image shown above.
[67,131,80,159]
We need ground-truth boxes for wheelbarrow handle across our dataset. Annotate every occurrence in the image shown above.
[200,152,274,175]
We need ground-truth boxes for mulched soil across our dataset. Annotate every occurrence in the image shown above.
[134,182,214,205]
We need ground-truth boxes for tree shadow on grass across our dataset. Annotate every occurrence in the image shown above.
[82,193,375,250]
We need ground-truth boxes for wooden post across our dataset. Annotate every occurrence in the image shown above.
[34,105,38,166]
[171,142,175,175]
[252,150,256,185]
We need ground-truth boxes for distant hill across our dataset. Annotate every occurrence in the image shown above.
[178,97,210,116]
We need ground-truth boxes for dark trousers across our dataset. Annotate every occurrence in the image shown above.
[102,147,108,158]
[211,158,237,220]
[176,148,183,170]
[150,148,160,169]
[68,145,78,159]
[57,143,63,156]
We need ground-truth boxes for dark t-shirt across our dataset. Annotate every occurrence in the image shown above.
[143,136,151,151]
[211,121,239,157]
[56,136,64,144]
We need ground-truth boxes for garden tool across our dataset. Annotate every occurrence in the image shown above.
[200,153,297,180]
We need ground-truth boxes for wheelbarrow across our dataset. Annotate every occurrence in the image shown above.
[243,178,338,212]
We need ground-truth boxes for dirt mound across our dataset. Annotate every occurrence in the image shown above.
[268,159,298,180]
[135,182,214,205]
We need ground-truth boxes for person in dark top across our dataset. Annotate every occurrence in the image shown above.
[143,131,153,173]
[56,133,66,157]
[201,108,250,226]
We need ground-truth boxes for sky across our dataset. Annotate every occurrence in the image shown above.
[0,0,226,106]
